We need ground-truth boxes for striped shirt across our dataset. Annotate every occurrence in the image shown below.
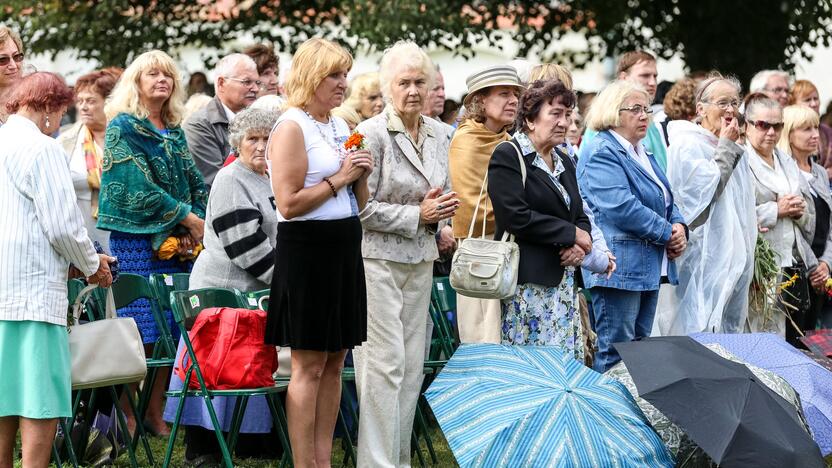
[0,115,100,325]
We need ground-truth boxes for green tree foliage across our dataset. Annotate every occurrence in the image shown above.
[2,1,831,86]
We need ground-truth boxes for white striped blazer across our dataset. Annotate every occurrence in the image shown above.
[0,115,100,325]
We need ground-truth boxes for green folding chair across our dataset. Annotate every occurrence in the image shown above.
[164,288,292,468]
[429,276,459,361]
[149,272,191,312]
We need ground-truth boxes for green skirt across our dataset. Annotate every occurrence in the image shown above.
[0,320,71,418]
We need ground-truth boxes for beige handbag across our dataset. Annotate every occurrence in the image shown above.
[69,284,147,390]
[450,141,525,299]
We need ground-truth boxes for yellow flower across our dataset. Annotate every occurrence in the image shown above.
[777,273,799,292]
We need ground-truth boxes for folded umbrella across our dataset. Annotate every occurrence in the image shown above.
[615,336,824,468]
[693,332,832,455]
[425,343,674,467]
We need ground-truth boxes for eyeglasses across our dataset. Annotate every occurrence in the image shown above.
[747,119,784,132]
[0,52,24,67]
[618,105,653,116]
[705,99,740,110]
[765,86,789,95]
[225,77,263,89]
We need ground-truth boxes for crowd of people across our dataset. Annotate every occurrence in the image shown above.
[2,21,832,467]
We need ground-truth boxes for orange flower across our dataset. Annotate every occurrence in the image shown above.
[345,132,365,151]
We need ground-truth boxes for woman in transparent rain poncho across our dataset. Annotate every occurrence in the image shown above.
[653,75,757,335]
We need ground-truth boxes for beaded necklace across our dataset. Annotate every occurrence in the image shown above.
[303,109,345,161]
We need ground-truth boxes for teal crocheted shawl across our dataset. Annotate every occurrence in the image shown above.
[97,113,208,249]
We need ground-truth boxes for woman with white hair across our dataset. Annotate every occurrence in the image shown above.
[97,50,208,436]
[164,108,280,465]
[352,40,456,467]
[654,74,757,336]
[343,71,384,121]
[577,80,687,373]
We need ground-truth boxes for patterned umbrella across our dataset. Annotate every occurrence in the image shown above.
[692,332,832,456]
[606,343,812,467]
[424,343,674,467]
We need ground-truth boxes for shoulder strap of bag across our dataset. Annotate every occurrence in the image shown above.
[71,284,117,323]
[467,140,527,239]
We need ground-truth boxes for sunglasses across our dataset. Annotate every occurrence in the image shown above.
[0,52,24,67]
[748,119,784,132]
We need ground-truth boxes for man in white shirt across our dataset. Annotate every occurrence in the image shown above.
[185,53,259,187]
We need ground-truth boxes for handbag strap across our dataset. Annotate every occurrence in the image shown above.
[467,140,527,240]
[71,284,117,322]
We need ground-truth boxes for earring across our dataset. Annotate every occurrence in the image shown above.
[45,115,51,129]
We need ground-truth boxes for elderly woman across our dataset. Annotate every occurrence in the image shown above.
[343,72,384,121]
[577,80,688,372]
[265,38,371,467]
[745,93,815,340]
[655,74,757,336]
[98,50,208,436]
[243,43,280,98]
[0,26,23,125]
[790,80,832,180]
[58,68,122,253]
[352,41,455,467]
[779,104,832,336]
[488,79,592,358]
[164,108,279,465]
[0,72,113,468]
[449,65,522,343]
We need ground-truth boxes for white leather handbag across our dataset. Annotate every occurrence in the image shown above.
[450,141,525,299]
[69,284,147,390]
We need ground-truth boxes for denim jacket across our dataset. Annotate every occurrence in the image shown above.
[577,130,685,291]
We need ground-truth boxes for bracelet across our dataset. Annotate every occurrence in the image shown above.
[322,177,338,198]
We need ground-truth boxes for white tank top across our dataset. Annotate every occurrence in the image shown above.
[271,107,358,221]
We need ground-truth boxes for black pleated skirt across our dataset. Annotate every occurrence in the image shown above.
[265,216,367,351]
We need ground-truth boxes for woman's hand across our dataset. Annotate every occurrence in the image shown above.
[350,149,374,182]
[810,261,830,290]
[667,223,687,259]
[87,254,115,288]
[575,227,592,253]
[181,213,205,244]
[559,244,585,266]
[420,187,459,224]
[334,150,372,187]
[604,251,617,279]
[777,194,805,219]
[436,225,456,255]
[719,116,740,142]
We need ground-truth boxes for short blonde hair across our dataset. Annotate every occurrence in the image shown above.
[331,105,361,128]
[378,41,434,102]
[584,80,650,132]
[528,64,573,90]
[284,38,353,108]
[0,26,22,54]
[343,72,380,115]
[778,105,820,155]
[105,50,186,126]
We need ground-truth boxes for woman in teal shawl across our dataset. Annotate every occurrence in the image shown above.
[98,50,207,437]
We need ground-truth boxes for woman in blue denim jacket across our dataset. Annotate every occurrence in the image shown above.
[577,80,688,372]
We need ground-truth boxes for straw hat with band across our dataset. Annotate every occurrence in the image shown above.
[463,65,525,106]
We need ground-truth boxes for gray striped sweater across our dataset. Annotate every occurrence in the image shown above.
[189,160,277,292]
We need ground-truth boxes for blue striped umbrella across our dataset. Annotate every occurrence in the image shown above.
[425,343,674,467]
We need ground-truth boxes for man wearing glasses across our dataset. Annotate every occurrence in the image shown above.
[749,69,791,107]
[0,26,24,125]
[185,53,260,187]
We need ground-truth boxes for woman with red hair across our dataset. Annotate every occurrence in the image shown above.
[790,79,832,180]
[0,72,114,468]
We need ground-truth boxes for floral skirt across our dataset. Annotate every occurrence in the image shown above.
[500,267,583,361]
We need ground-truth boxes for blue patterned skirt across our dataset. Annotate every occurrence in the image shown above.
[109,231,192,344]
[500,267,584,361]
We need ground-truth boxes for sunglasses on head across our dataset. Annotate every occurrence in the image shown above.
[0,52,24,67]
[748,119,784,132]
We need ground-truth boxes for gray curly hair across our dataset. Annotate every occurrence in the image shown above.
[228,108,280,153]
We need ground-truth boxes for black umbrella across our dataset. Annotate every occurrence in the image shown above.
[614,336,824,468]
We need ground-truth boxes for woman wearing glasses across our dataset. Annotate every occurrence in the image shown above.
[745,93,815,339]
[0,26,24,124]
[577,80,687,372]
[654,74,757,336]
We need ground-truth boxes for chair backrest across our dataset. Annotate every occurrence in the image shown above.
[242,289,270,311]
[169,288,245,326]
[149,273,190,310]
[429,277,458,359]
[431,276,456,313]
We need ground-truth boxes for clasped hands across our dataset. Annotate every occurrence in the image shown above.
[86,254,116,288]
[667,223,687,260]
[560,227,592,267]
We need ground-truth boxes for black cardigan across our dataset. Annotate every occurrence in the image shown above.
[487,139,591,287]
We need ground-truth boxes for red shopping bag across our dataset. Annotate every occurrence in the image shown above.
[175,307,277,390]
